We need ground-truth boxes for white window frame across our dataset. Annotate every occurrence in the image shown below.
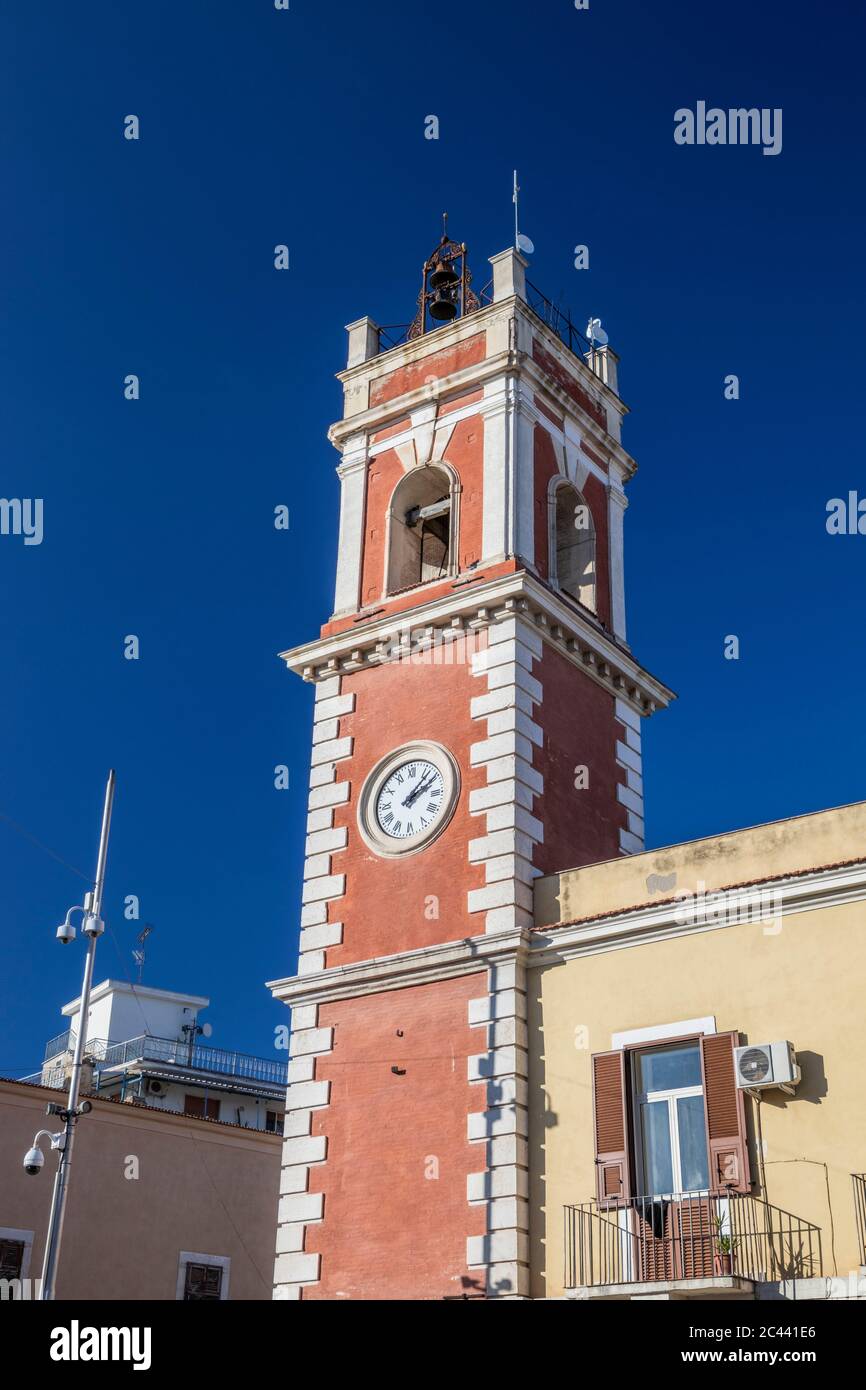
[176,1251,231,1302]
[631,1046,709,1198]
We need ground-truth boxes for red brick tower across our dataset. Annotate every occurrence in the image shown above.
[267,237,673,1300]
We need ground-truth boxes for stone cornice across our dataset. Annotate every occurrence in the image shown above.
[266,928,530,1007]
[517,352,635,480]
[328,297,633,475]
[267,861,866,1010]
[530,860,866,966]
[517,298,627,417]
[335,300,505,389]
[277,569,675,714]
[330,348,517,454]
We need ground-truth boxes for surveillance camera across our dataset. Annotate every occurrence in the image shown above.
[23,1147,44,1177]
[77,1100,92,1115]
[56,920,75,945]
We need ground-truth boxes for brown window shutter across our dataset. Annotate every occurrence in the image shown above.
[591,1049,632,1206]
[700,1031,751,1193]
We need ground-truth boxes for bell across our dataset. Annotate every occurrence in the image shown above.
[429,259,459,290]
[429,287,458,322]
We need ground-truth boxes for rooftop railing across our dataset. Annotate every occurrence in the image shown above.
[44,1029,73,1061]
[42,1030,287,1087]
[524,281,594,361]
[564,1192,822,1291]
[373,278,600,381]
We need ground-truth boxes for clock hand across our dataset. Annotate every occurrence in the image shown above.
[403,774,434,808]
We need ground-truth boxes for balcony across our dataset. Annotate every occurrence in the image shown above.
[42,1030,287,1088]
[564,1193,822,1301]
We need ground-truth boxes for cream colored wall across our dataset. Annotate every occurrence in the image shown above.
[528,897,866,1298]
[535,800,866,927]
[0,1081,281,1299]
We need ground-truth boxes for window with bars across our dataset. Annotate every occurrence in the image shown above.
[183,1262,223,1301]
[0,1239,25,1282]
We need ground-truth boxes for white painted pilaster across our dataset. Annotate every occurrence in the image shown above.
[466,954,530,1299]
[480,382,512,564]
[469,618,543,934]
[332,443,368,617]
[273,999,334,1301]
[608,476,628,643]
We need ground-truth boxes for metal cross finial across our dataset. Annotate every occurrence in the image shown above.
[442,211,448,239]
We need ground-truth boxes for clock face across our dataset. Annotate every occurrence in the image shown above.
[375,759,445,840]
[358,741,460,858]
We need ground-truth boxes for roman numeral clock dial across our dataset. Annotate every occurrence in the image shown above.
[358,742,460,858]
[376,760,444,838]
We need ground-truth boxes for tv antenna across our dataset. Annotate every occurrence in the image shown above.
[132,923,153,984]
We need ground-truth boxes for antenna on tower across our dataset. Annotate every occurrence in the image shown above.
[132,923,153,984]
[512,171,535,257]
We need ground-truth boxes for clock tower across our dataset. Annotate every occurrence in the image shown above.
[267,236,673,1300]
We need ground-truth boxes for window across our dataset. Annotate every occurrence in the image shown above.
[176,1252,230,1301]
[592,1033,750,1210]
[184,1094,220,1122]
[633,1043,710,1197]
[553,483,596,612]
[386,466,455,594]
[266,1109,284,1134]
[0,1229,35,1299]
[0,1239,25,1281]
[184,1263,223,1301]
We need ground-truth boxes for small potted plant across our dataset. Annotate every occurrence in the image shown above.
[714,1216,738,1275]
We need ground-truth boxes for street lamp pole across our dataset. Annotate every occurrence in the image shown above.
[38,769,115,1301]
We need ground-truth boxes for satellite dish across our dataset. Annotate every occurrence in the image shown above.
[586,317,608,347]
[201,1022,213,1039]
[517,233,535,256]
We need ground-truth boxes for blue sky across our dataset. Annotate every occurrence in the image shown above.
[1,0,864,1075]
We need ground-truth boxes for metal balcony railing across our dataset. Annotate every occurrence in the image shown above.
[44,1029,73,1060]
[524,281,594,362]
[375,280,597,368]
[564,1192,822,1290]
[42,1030,287,1087]
[852,1174,866,1268]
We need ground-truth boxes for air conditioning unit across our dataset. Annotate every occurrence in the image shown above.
[734,1041,800,1092]
[147,1080,167,1096]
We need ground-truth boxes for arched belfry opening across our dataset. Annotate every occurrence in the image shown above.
[553,481,597,612]
[386,466,456,594]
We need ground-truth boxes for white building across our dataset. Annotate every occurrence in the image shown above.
[38,980,286,1133]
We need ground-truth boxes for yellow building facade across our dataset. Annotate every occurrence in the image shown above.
[528,800,866,1300]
